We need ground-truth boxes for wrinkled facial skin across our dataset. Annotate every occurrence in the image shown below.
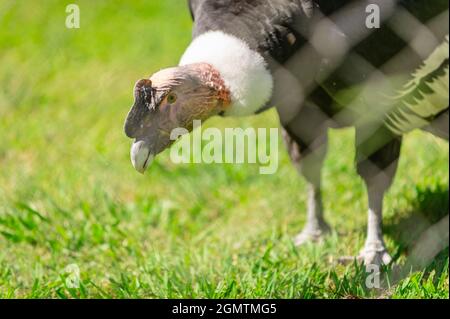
[124,64,228,173]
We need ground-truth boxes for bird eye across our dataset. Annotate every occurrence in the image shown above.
[167,93,177,104]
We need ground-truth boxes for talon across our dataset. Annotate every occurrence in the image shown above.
[294,221,331,246]
[358,247,392,266]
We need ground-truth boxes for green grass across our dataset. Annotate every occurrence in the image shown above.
[0,0,448,299]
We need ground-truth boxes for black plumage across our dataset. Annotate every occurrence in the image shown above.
[188,0,448,118]
[184,0,449,264]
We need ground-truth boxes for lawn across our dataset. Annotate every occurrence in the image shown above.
[0,0,448,298]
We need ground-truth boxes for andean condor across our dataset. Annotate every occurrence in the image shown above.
[124,0,449,266]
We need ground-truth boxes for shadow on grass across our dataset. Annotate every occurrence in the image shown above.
[337,183,449,298]
[384,183,448,251]
[383,183,449,288]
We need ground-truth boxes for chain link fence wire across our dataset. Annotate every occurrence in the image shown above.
[263,0,448,282]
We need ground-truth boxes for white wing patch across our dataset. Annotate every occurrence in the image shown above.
[385,35,449,135]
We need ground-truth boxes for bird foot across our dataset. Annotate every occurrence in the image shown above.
[358,247,392,266]
[336,242,392,266]
[294,221,331,246]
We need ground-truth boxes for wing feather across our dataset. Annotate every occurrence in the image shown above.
[188,0,204,21]
[385,36,449,135]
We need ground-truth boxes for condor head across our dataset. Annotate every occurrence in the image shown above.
[123,63,230,173]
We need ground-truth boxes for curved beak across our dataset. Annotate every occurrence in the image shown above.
[124,76,180,174]
[130,140,154,174]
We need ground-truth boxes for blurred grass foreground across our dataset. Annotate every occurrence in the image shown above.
[0,1,448,298]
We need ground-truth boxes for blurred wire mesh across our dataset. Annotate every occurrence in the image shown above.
[263,0,448,280]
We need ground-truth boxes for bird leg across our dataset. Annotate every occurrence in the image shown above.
[358,185,392,266]
[282,125,331,246]
[355,126,402,266]
[294,181,331,245]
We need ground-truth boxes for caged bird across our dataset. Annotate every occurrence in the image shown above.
[124,0,449,266]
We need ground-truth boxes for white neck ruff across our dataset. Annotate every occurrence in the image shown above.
[179,31,274,117]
